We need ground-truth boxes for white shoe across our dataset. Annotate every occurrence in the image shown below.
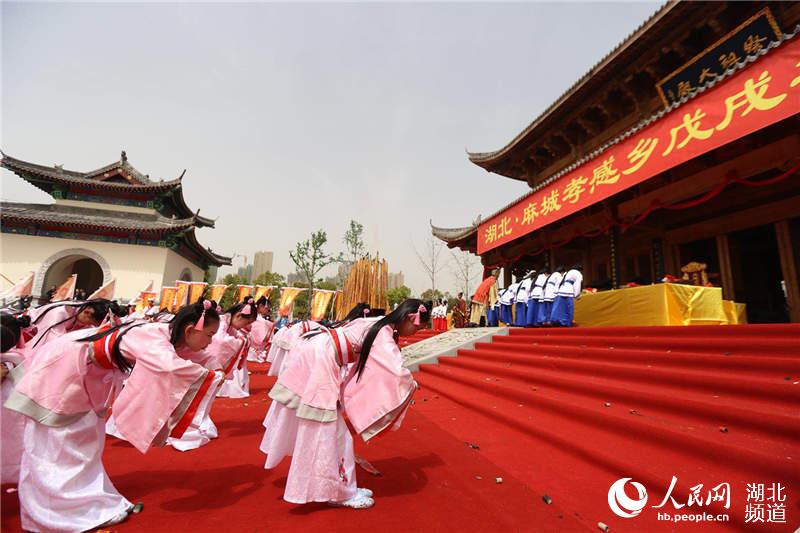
[329,494,375,509]
[99,508,131,527]
[358,487,373,498]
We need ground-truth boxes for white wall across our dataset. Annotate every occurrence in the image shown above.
[0,232,170,300]
[163,249,204,286]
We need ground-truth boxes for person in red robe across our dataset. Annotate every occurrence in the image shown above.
[452,292,467,328]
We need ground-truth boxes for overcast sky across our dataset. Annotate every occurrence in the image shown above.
[2,1,659,295]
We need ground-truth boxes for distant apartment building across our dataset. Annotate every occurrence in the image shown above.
[388,271,405,289]
[287,272,306,285]
[253,251,274,279]
[237,264,253,282]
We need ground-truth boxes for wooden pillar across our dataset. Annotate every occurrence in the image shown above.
[663,242,680,277]
[610,227,621,288]
[582,247,591,286]
[652,239,665,281]
[503,266,512,287]
[775,220,800,323]
[716,234,735,300]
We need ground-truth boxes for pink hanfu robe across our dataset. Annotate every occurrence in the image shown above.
[166,331,231,451]
[5,323,218,532]
[23,303,91,356]
[1,348,26,485]
[214,314,251,399]
[265,320,318,377]
[247,315,274,363]
[260,318,417,504]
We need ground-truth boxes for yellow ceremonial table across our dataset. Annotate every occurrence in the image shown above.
[574,283,747,327]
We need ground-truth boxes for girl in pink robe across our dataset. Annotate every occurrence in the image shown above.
[5,300,223,531]
[167,304,248,451]
[1,313,31,485]
[265,319,320,377]
[260,299,429,509]
[215,298,258,399]
[23,299,124,356]
[247,296,275,363]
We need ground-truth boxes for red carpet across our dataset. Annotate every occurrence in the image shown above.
[1,360,583,533]
[3,324,797,532]
[398,328,441,348]
[416,324,800,532]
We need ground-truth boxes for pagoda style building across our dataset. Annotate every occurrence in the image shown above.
[434,2,800,323]
[0,151,231,300]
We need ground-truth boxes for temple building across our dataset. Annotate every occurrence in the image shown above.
[434,1,800,323]
[1,151,231,300]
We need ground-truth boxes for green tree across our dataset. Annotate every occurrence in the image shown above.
[343,219,366,264]
[290,279,338,318]
[218,273,245,310]
[420,288,444,303]
[387,285,412,308]
[289,230,343,309]
[253,271,285,312]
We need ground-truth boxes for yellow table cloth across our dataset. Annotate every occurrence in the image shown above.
[574,284,731,327]
[722,300,748,325]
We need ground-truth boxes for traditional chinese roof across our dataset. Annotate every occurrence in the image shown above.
[466,1,678,173]
[430,220,479,252]
[466,25,800,234]
[0,201,232,267]
[0,151,215,228]
[0,201,197,234]
[431,224,478,242]
[441,23,800,254]
[181,229,232,267]
[466,2,799,184]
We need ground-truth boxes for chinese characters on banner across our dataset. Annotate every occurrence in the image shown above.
[477,35,800,254]
[657,7,783,106]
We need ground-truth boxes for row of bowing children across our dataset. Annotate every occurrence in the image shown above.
[495,265,584,327]
[1,293,429,529]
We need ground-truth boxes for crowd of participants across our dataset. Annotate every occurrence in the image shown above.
[430,265,584,330]
[0,291,432,530]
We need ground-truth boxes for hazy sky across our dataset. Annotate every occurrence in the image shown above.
[2,1,659,295]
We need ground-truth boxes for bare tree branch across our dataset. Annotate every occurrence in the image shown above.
[413,235,446,294]
[449,249,481,297]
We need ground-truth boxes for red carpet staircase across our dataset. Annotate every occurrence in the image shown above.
[416,324,800,532]
[399,328,441,348]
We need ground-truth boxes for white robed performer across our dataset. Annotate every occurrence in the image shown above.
[539,268,564,325]
[259,299,427,509]
[515,274,533,326]
[4,300,223,531]
[551,265,583,327]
